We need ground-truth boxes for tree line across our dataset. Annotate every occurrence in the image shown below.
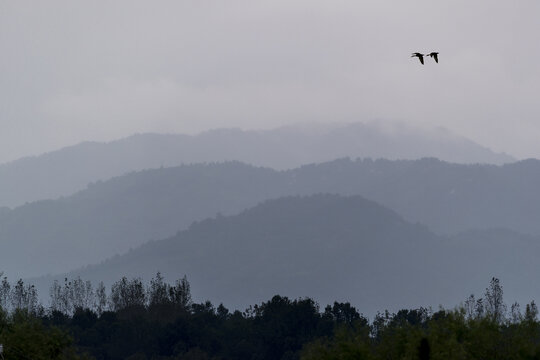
[0,272,191,316]
[1,275,540,359]
[304,278,540,360]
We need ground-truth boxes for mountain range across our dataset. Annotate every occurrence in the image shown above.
[0,122,514,208]
[3,158,540,280]
[32,194,540,315]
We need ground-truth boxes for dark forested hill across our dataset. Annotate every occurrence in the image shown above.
[35,194,540,316]
[0,122,513,208]
[4,158,540,279]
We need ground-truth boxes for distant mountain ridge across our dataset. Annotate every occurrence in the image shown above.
[0,122,514,208]
[32,194,540,315]
[3,158,540,279]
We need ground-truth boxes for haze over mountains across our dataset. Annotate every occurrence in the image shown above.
[0,122,513,208]
[3,157,540,281]
[34,194,540,315]
[5,4,540,356]
[1,122,535,315]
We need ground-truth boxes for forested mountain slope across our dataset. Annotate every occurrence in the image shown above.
[288,158,540,235]
[4,158,540,278]
[1,162,284,278]
[37,194,540,315]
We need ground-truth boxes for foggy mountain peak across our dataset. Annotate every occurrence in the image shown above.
[0,121,514,208]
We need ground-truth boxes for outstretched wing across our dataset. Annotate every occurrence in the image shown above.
[433,53,438,63]
[419,56,424,65]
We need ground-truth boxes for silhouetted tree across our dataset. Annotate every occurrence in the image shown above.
[323,302,363,329]
[510,302,522,323]
[0,276,11,312]
[463,294,476,320]
[475,298,485,318]
[110,277,146,311]
[525,301,538,323]
[169,275,192,310]
[95,281,108,315]
[485,277,506,323]
[70,277,94,311]
[49,279,63,313]
[148,272,170,306]
[11,279,38,313]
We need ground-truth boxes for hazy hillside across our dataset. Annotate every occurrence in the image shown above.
[0,122,514,208]
[0,162,286,278]
[288,158,540,235]
[4,158,540,279]
[33,195,540,315]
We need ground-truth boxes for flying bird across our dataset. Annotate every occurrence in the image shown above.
[411,52,425,65]
[427,52,439,63]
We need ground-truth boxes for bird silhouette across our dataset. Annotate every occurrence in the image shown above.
[411,52,425,65]
[427,52,439,63]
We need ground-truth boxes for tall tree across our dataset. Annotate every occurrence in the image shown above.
[485,277,506,323]
[0,276,11,312]
[95,281,108,315]
[148,272,170,306]
[169,276,192,310]
[110,277,146,311]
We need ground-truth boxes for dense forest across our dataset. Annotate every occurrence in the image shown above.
[1,275,539,359]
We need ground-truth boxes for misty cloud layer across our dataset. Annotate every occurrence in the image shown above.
[2,1,540,163]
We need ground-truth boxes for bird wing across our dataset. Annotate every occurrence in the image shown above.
[419,56,424,65]
[433,54,438,63]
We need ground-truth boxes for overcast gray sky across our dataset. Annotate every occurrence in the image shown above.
[1,0,539,163]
